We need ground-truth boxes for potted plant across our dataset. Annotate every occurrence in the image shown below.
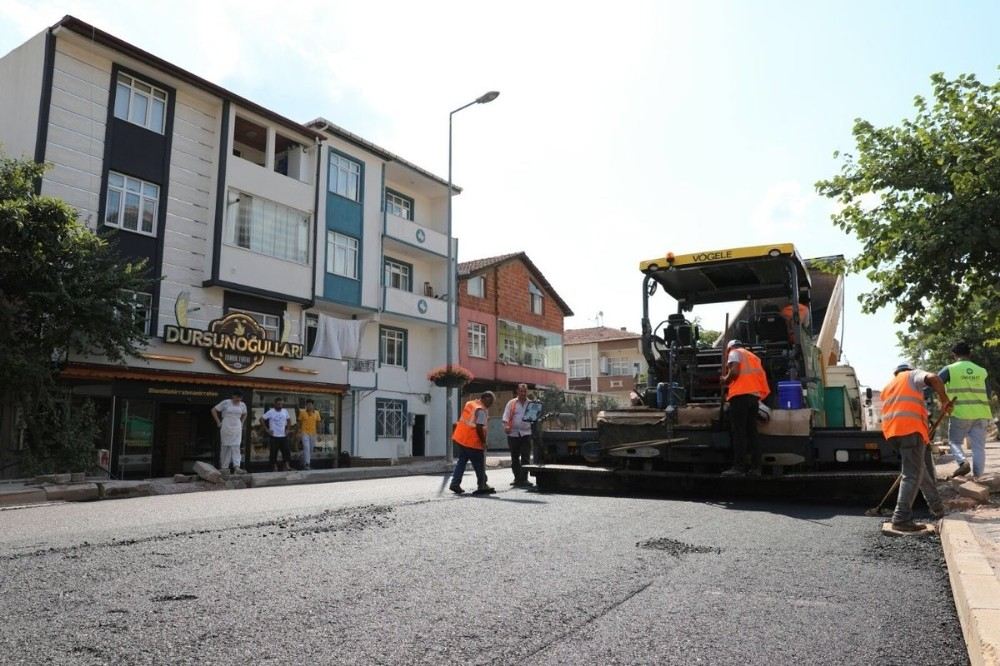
[428,365,474,388]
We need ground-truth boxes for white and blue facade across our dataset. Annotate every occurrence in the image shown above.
[0,16,455,477]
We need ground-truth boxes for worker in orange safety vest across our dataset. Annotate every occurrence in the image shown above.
[449,391,496,495]
[881,363,952,531]
[721,340,771,477]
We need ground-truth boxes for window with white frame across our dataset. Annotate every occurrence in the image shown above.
[529,281,544,315]
[113,73,167,134]
[383,257,412,291]
[329,152,361,202]
[376,399,406,439]
[467,276,485,298]
[568,359,591,379]
[105,172,159,236]
[327,232,359,279]
[607,357,632,376]
[122,290,153,335]
[229,308,282,339]
[468,322,487,358]
[503,336,519,364]
[226,192,310,263]
[385,189,413,220]
[379,326,407,367]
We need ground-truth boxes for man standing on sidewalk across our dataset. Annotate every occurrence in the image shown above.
[262,398,292,472]
[940,341,994,479]
[882,363,951,531]
[297,400,322,471]
[212,391,247,473]
[449,391,496,496]
[502,383,533,487]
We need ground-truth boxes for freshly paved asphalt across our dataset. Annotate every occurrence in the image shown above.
[0,468,969,665]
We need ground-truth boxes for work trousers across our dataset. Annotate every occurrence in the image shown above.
[507,434,531,483]
[890,432,943,524]
[269,436,292,467]
[301,434,316,468]
[220,444,242,471]
[729,393,760,470]
[450,443,487,489]
[948,417,989,477]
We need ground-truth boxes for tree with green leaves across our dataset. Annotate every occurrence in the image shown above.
[0,154,151,474]
[816,71,1000,363]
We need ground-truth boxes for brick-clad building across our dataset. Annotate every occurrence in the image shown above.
[457,252,572,397]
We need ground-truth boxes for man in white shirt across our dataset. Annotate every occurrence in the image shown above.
[261,398,292,472]
[211,391,247,473]
[502,383,534,487]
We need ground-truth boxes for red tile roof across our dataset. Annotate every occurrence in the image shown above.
[457,251,573,316]
[564,326,641,345]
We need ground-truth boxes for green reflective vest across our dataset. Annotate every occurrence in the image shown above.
[944,360,992,420]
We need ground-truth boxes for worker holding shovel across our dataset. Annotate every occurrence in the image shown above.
[880,363,953,531]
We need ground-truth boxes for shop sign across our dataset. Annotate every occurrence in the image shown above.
[163,312,304,374]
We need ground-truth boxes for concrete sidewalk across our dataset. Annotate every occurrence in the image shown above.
[0,454,513,507]
[939,440,1000,666]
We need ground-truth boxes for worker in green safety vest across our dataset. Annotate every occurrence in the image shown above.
[938,341,995,478]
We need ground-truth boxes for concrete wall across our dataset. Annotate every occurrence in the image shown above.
[0,30,46,159]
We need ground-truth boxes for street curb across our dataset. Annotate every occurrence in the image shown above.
[940,514,1000,666]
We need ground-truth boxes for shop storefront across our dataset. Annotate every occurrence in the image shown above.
[61,364,344,479]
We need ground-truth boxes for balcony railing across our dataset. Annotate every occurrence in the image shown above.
[383,287,448,323]
[384,213,448,256]
[349,358,376,372]
[348,357,377,389]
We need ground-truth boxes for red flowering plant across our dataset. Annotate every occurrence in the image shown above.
[427,365,474,387]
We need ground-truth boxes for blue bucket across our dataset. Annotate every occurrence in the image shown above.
[777,380,803,409]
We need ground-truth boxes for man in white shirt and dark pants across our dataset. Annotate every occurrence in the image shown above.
[503,383,534,487]
[262,398,292,472]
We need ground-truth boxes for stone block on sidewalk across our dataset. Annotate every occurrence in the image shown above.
[975,473,1000,492]
[0,486,47,506]
[957,481,991,503]
[98,480,152,500]
[173,474,194,483]
[192,461,223,484]
[945,497,980,512]
[225,479,247,490]
[43,483,99,502]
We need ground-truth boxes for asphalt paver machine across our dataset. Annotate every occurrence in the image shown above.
[526,243,899,498]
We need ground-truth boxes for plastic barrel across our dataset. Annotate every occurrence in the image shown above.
[777,380,804,409]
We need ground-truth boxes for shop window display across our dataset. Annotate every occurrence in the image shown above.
[249,392,339,467]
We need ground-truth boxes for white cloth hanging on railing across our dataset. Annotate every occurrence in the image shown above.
[309,315,366,359]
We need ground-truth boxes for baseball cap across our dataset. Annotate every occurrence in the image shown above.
[894,363,913,375]
[726,339,744,349]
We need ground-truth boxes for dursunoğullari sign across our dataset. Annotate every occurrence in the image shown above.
[163,312,303,374]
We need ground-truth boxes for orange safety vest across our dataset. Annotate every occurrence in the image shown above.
[727,348,771,401]
[453,400,486,449]
[780,303,810,326]
[881,370,930,443]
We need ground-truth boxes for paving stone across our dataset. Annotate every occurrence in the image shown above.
[0,486,47,506]
[192,461,223,484]
[98,480,152,500]
[173,474,194,483]
[43,483,99,502]
[958,481,991,503]
[946,497,981,512]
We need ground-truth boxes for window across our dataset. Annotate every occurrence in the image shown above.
[305,313,318,353]
[376,399,407,439]
[274,133,302,178]
[226,192,310,263]
[379,326,407,367]
[329,152,361,202]
[568,359,591,379]
[529,281,544,315]
[122,290,153,335]
[468,322,487,358]
[327,232,359,279]
[105,172,159,236]
[607,358,632,376]
[383,257,412,291]
[230,308,282,339]
[385,189,413,220]
[113,73,167,134]
[467,276,485,298]
[233,116,267,167]
[498,319,563,370]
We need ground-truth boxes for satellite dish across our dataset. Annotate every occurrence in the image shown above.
[175,291,190,328]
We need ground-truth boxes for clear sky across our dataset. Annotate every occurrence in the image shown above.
[2,1,998,388]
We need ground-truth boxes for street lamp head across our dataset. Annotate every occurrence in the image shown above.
[476,90,500,104]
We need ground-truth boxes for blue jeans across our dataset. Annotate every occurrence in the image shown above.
[450,444,487,489]
[948,417,989,477]
[890,433,943,524]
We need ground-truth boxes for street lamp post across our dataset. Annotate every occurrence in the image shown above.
[445,90,499,464]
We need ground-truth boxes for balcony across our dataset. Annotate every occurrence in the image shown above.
[348,358,377,389]
[383,287,448,324]
[384,212,448,257]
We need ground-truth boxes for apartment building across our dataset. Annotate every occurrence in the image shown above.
[456,252,572,400]
[0,16,454,477]
[563,327,644,403]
